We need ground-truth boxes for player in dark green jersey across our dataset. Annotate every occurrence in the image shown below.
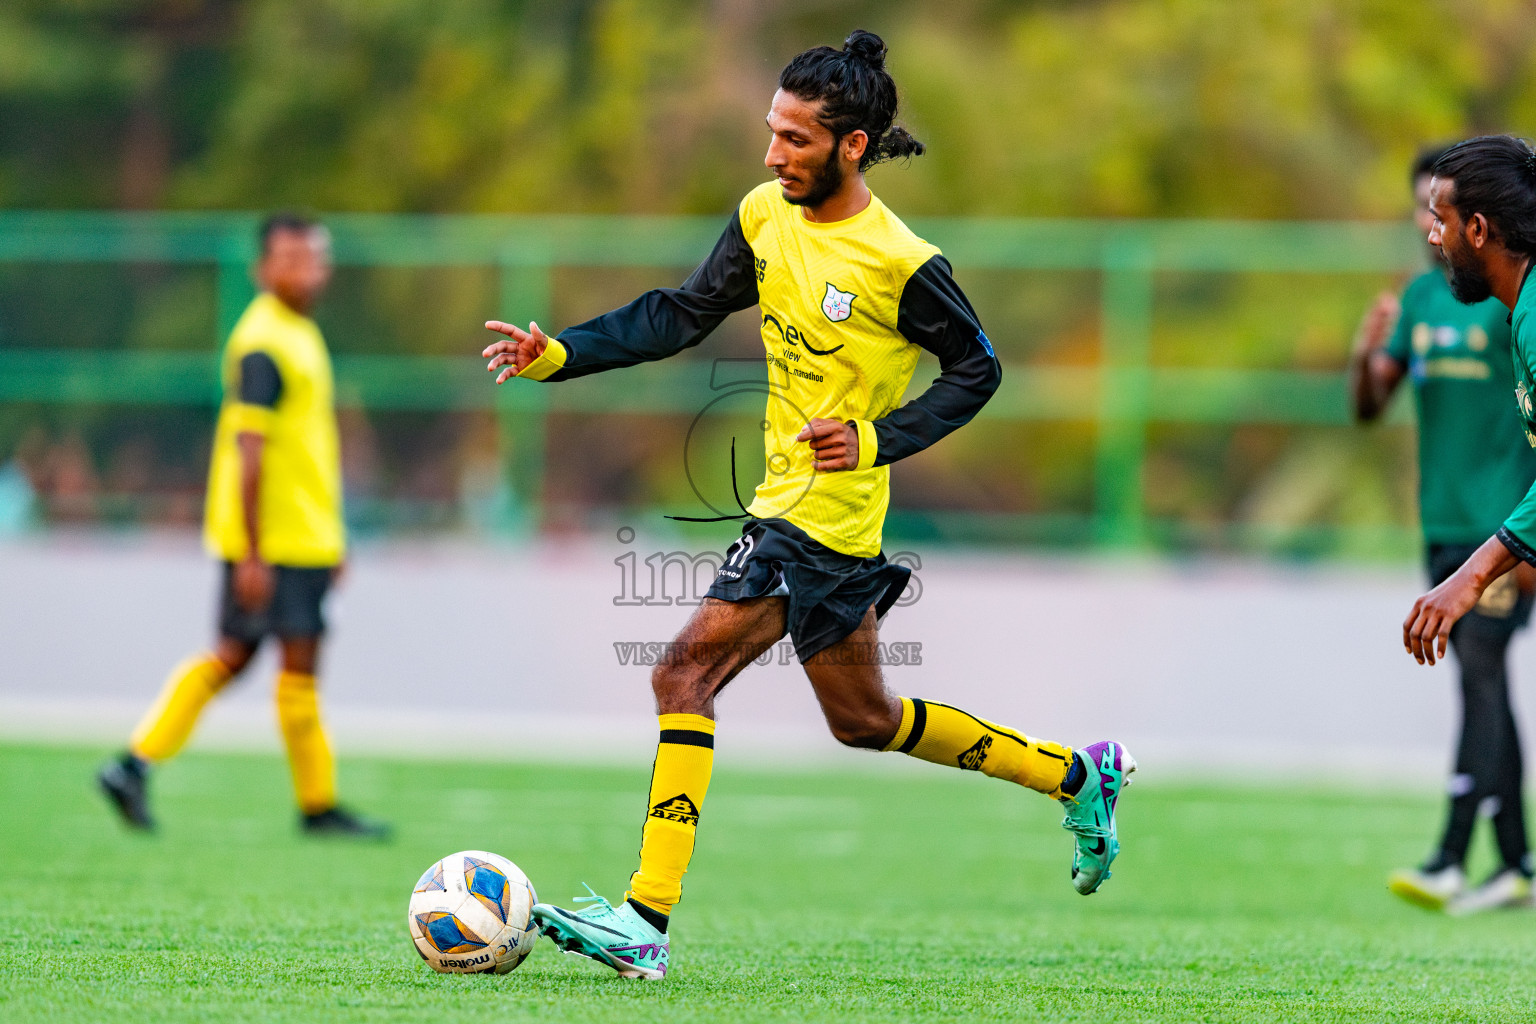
[1352,146,1536,913]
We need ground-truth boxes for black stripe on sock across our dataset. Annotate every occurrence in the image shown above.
[658,729,714,748]
[897,698,928,753]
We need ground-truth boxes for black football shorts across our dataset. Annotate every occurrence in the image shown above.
[218,561,335,643]
[704,517,911,662]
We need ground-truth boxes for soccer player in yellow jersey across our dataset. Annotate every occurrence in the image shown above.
[482,31,1133,979]
[98,214,388,839]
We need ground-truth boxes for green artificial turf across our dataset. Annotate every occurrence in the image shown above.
[1,743,1532,1023]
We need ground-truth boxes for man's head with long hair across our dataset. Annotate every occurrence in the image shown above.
[765,30,924,209]
[1428,137,1536,304]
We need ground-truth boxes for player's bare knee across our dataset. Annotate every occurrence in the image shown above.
[279,637,320,675]
[214,637,256,677]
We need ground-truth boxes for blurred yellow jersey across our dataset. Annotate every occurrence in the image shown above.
[203,292,344,567]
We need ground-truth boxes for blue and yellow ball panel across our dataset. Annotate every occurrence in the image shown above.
[414,862,446,893]
[463,856,511,923]
[415,911,489,954]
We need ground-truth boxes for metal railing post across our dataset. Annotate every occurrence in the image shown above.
[215,228,255,356]
[1093,232,1154,547]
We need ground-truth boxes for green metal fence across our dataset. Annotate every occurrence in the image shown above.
[0,212,1423,548]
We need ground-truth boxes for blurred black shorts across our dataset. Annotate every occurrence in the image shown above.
[217,562,334,644]
[705,518,910,662]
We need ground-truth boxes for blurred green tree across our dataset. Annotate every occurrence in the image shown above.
[4,0,1530,551]
[4,0,1535,217]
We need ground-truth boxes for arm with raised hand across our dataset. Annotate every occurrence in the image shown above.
[1349,290,1407,422]
[484,210,759,384]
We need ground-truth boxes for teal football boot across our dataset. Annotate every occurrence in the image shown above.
[1060,740,1136,895]
[531,886,670,979]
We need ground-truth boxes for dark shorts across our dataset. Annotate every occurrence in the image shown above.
[218,562,334,644]
[704,518,911,662]
[1428,543,1534,633]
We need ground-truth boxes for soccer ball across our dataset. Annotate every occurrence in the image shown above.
[407,850,538,974]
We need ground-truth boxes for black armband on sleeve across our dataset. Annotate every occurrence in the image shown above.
[873,255,1002,466]
[547,211,759,381]
[238,351,283,407]
[1498,526,1536,567]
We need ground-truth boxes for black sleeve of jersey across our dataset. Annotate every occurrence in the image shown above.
[238,351,283,408]
[544,211,759,381]
[874,255,1002,466]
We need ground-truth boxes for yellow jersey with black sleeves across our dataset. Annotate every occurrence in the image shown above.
[203,292,345,567]
[516,181,1000,557]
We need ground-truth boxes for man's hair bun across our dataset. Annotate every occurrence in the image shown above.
[843,29,887,69]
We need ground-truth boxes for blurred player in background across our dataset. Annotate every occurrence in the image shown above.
[482,30,1133,979]
[1351,146,1536,913]
[97,213,388,839]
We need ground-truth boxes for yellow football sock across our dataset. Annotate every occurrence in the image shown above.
[275,671,337,815]
[626,713,716,916]
[884,697,1074,796]
[129,653,233,761]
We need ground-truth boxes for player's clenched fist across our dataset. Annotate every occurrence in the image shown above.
[483,321,550,384]
[797,418,859,472]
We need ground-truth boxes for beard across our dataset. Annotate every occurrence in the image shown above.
[1443,244,1494,304]
[783,146,845,208]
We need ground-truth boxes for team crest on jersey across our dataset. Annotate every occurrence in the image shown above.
[821,282,857,323]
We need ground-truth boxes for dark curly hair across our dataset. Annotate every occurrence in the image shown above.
[259,210,322,255]
[777,29,924,171]
[1432,135,1536,257]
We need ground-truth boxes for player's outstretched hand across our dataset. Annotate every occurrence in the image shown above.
[1403,575,1480,666]
[797,418,859,472]
[483,321,550,384]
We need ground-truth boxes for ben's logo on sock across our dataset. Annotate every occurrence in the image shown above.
[650,794,700,827]
[957,735,992,771]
